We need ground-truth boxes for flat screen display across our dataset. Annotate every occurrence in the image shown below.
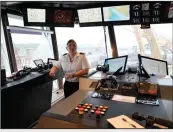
[141,56,168,76]
[77,8,102,23]
[53,10,73,24]
[27,8,46,22]
[104,55,128,73]
[103,5,130,21]
[168,2,173,18]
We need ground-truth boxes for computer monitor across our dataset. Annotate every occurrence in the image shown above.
[33,59,45,67]
[104,55,128,73]
[77,7,102,23]
[47,58,58,66]
[27,8,46,23]
[139,55,168,76]
[103,5,130,22]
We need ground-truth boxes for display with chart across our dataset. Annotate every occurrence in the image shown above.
[27,8,46,22]
[77,8,102,23]
[104,56,128,73]
[141,57,168,76]
[168,2,173,18]
[103,5,130,21]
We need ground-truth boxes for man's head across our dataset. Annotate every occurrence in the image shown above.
[66,39,77,54]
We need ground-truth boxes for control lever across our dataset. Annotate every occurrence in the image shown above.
[132,112,173,128]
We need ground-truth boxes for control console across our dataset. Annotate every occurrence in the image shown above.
[92,92,114,100]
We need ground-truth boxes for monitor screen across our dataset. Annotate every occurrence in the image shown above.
[140,56,168,76]
[104,55,128,73]
[168,2,173,18]
[77,8,102,23]
[47,58,58,66]
[33,59,45,67]
[27,8,46,22]
[103,5,130,21]
[53,10,73,24]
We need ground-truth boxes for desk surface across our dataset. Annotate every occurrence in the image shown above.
[89,71,173,86]
[1,69,64,90]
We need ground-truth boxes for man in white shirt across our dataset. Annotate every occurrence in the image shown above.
[49,39,90,98]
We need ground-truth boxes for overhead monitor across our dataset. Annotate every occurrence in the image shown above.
[27,8,46,22]
[168,2,173,18]
[53,10,73,24]
[104,55,128,73]
[140,55,168,76]
[77,8,102,23]
[103,5,130,21]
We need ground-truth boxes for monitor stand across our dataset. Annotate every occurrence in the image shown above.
[138,66,150,78]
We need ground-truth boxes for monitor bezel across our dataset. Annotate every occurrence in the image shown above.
[23,7,75,27]
[77,7,103,24]
[47,58,58,65]
[139,55,168,75]
[104,55,128,73]
[103,5,130,22]
[33,59,45,67]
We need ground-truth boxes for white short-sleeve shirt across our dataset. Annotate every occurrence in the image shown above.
[54,52,90,82]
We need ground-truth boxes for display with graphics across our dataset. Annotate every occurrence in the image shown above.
[104,56,128,73]
[168,2,173,18]
[103,5,130,21]
[27,8,46,22]
[53,10,73,24]
[141,57,168,76]
[77,8,102,23]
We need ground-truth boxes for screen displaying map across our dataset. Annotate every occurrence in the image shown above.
[103,5,130,21]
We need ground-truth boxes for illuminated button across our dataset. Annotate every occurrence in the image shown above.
[95,105,99,108]
[78,105,81,108]
[79,108,84,115]
[102,109,106,112]
[80,102,84,105]
[75,107,79,111]
[104,106,108,109]
[87,106,90,109]
[83,105,86,108]
[93,108,97,111]
[96,111,101,119]
[84,103,88,106]
[99,106,103,109]
[85,109,88,112]
[91,110,94,113]
[98,108,101,111]
[101,112,105,115]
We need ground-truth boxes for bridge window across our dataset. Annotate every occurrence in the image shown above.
[1,21,11,76]
[55,24,112,69]
[114,24,172,75]
[7,14,54,70]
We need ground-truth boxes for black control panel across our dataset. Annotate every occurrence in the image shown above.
[92,92,114,100]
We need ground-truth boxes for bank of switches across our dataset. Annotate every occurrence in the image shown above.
[72,102,109,119]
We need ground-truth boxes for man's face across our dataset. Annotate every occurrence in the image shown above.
[67,41,77,54]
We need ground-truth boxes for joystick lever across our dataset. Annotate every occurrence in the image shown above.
[132,112,173,128]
